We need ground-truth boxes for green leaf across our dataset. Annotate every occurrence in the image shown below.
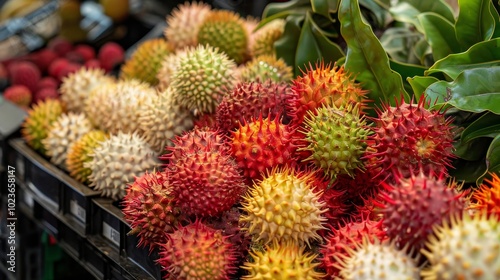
[262,0,311,18]
[257,7,310,31]
[426,39,500,80]
[455,0,495,50]
[359,0,389,28]
[461,112,500,143]
[486,133,500,175]
[492,1,500,38]
[425,67,500,113]
[418,12,461,61]
[339,0,408,107]
[389,0,455,32]
[311,0,339,21]
[380,27,424,64]
[275,15,304,73]
[407,75,438,99]
[454,137,491,161]
[449,157,488,184]
[294,12,345,76]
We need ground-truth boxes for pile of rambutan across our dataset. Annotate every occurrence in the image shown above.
[17,2,500,280]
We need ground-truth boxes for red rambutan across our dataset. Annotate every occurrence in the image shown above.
[3,85,32,107]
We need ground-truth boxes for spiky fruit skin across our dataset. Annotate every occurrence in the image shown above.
[231,115,297,181]
[60,67,114,114]
[469,173,500,219]
[164,1,212,49]
[161,126,229,164]
[216,81,292,134]
[157,220,237,279]
[31,48,58,73]
[364,96,455,182]
[138,87,194,154]
[166,149,246,218]
[321,219,386,277]
[300,104,369,179]
[206,207,252,265]
[156,49,187,91]
[250,19,285,58]
[170,45,236,115]
[9,61,41,93]
[36,76,58,91]
[85,79,156,134]
[122,171,183,251]
[421,213,500,280]
[242,240,325,280]
[333,168,381,201]
[319,187,349,232]
[288,61,367,126]
[237,55,293,83]
[198,10,248,64]
[337,239,420,280]
[3,85,32,107]
[120,38,174,86]
[240,168,327,246]
[379,170,465,252]
[86,132,158,200]
[48,58,71,80]
[66,130,109,184]
[42,113,93,170]
[21,99,64,155]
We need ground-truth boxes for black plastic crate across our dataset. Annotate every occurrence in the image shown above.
[124,232,162,279]
[58,222,85,259]
[82,241,107,279]
[60,172,101,235]
[9,139,61,210]
[90,198,124,251]
[33,201,59,237]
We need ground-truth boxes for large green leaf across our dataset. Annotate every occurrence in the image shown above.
[455,0,495,50]
[449,157,488,184]
[389,0,455,32]
[492,1,500,38]
[262,0,311,18]
[486,134,500,176]
[274,15,304,74]
[454,137,492,161]
[294,12,345,76]
[380,27,423,64]
[407,76,439,99]
[339,0,407,108]
[426,39,500,80]
[311,0,339,21]
[359,0,390,28]
[418,12,461,61]
[425,67,500,113]
[461,112,500,143]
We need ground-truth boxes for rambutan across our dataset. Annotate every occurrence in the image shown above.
[157,220,237,279]
[73,44,96,62]
[216,80,292,134]
[165,148,246,218]
[230,114,297,181]
[122,171,184,251]
[3,85,32,107]
[468,172,500,219]
[364,95,455,182]
[8,61,41,93]
[34,88,59,104]
[321,217,386,277]
[36,77,58,91]
[98,42,125,72]
[30,48,58,73]
[377,169,466,252]
[288,60,368,126]
[47,37,73,57]
[239,167,327,246]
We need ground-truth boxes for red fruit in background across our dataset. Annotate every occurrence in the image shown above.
[83,59,101,69]
[98,42,124,72]
[57,63,81,81]
[0,63,8,88]
[48,58,70,79]
[3,85,32,107]
[65,50,85,64]
[34,87,59,104]
[8,61,41,93]
[73,44,96,62]
[30,49,58,73]
[37,77,59,91]
[47,37,73,57]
